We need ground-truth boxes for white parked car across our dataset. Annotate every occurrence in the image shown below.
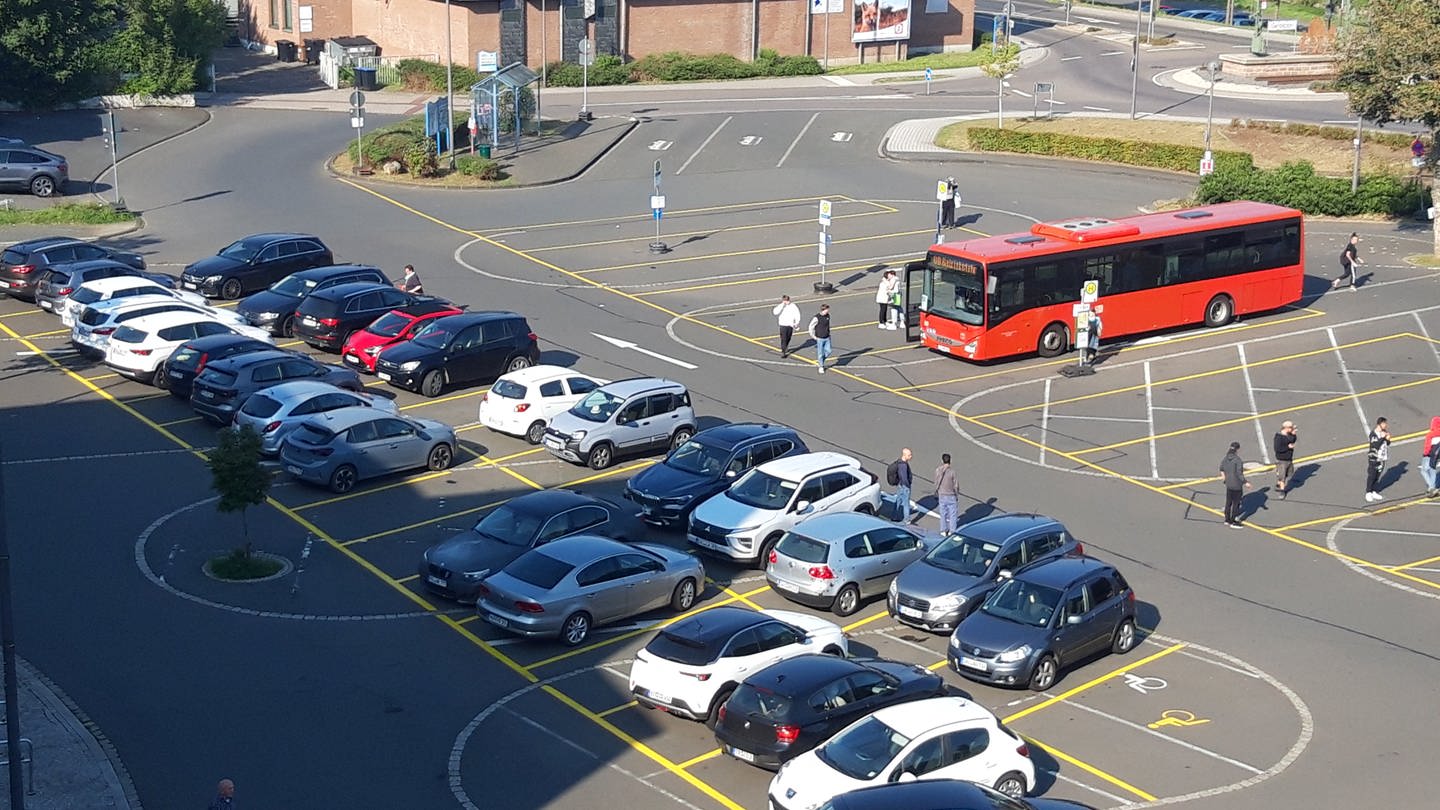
[768,696,1036,807]
[104,311,272,385]
[688,452,883,567]
[478,365,608,445]
[70,294,249,358]
[232,380,398,455]
[60,276,206,328]
[628,606,848,727]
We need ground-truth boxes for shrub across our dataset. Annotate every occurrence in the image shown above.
[589,54,632,85]
[454,154,501,179]
[1226,118,1415,149]
[965,128,1253,174]
[632,51,760,82]
[395,59,482,93]
[544,60,584,87]
[1195,160,1427,216]
[773,55,823,76]
[404,138,439,177]
[347,118,428,167]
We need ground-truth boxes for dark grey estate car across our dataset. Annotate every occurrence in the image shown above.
[889,514,1082,633]
[1,237,145,301]
[181,233,333,299]
[189,349,362,425]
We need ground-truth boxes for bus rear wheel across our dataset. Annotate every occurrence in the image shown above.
[1037,322,1069,357]
[1204,294,1234,328]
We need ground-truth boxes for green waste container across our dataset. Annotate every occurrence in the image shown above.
[478,144,492,159]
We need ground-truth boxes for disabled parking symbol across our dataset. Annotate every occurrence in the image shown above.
[1148,709,1210,729]
[1122,673,1168,694]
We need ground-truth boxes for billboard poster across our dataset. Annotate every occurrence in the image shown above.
[853,0,911,42]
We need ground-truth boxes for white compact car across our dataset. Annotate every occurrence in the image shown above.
[71,295,249,358]
[104,311,273,385]
[478,365,608,445]
[688,452,883,567]
[768,696,1036,808]
[628,606,848,726]
[60,276,206,328]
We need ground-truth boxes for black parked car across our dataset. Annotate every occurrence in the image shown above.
[374,311,540,398]
[34,260,172,314]
[817,780,1096,810]
[1,237,145,301]
[419,489,642,603]
[189,349,364,424]
[625,423,808,528]
[160,335,289,399]
[180,233,333,300]
[236,264,389,337]
[714,654,947,770]
[292,282,425,351]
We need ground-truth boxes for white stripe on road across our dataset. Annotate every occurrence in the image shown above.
[1058,698,1266,775]
[676,115,731,175]
[777,112,820,169]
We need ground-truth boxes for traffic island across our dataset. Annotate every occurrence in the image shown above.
[204,550,292,582]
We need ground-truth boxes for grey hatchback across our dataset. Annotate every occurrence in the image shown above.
[889,514,1082,634]
[0,144,67,197]
[766,512,934,617]
[279,407,456,493]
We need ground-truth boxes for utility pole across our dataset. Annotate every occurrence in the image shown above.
[445,0,455,169]
[0,438,26,810]
[1130,1,1142,120]
[1352,117,1363,193]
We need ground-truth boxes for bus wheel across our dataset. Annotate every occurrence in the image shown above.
[1037,322,1069,357]
[1204,294,1234,328]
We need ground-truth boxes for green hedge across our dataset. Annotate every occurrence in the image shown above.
[1228,119,1417,149]
[965,128,1254,173]
[454,154,501,179]
[1196,160,1427,216]
[396,59,483,93]
[541,50,822,87]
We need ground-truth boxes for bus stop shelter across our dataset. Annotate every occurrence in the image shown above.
[471,63,540,153]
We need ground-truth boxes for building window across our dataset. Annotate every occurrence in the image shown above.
[925,0,947,13]
[282,0,293,31]
[269,0,278,28]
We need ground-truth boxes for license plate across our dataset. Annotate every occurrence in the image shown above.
[690,535,724,551]
[958,655,988,671]
[377,372,391,381]
[646,690,671,704]
[303,316,317,326]
[729,747,755,763]
[426,574,446,587]
[772,579,799,593]
[169,370,183,379]
[285,465,302,475]
[484,613,509,629]
[898,605,923,618]
[39,300,52,311]
[199,389,215,399]
[543,437,562,449]
[182,281,197,290]
[344,354,360,365]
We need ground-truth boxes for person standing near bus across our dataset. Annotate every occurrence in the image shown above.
[941,177,958,229]
[876,270,900,330]
[1083,311,1102,365]
[1331,233,1364,290]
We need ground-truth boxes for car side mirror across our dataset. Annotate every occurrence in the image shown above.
[724,469,737,479]
[794,500,812,514]
[892,771,917,784]
[997,569,1013,580]
[1066,614,1083,625]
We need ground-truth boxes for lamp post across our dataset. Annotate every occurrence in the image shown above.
[445,0,455,169]
[1129,0,1143,120]
[1204,60,1220,153]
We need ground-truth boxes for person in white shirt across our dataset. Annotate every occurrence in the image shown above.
[772,295,801,358]
[875,270,900,330]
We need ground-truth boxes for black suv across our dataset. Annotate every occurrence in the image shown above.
[160,334,278,399]
[373,311,540,397]
[625,423,808,528]
[189,349,363,424]
[1,237,146,301]
[180,233,333,300]
[292,282,428,351]
[236,264,390,337]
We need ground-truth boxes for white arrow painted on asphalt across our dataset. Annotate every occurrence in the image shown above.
[592,333,698,369]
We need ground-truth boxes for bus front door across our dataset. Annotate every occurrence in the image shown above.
[903,260,926,343]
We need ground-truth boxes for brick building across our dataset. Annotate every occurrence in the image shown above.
[238,0,974,70]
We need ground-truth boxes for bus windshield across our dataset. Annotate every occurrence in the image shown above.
[924,253,985,326]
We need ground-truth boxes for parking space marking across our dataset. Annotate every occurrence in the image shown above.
[1157,429,1430,492]
[478,195,879,235]
[576,227,934,276]
[129,392,171,402]
[83,372,118,381]
[676,115,731,175]
[364,379,387,387]
[1236,345,1269,464]
[0,309,45,320]
[157,415,204,427]
[22,327,68,339]
[526,210,889,254]
[1024,737,1157,802]
[1063,699,1263,774]
[776,112,819,168]
[841,609,890,632]
[1327,327,1372,434]
[1002,642,1186,725]
[595,700,638,719]
[395,574,419,584]
[674,749,723,770]
[454,615,479,625]
[398,387,489,410]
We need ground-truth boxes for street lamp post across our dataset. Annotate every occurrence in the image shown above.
[1205,60,1220,153]
[1129,0,1143,120]
[445,0,455,170]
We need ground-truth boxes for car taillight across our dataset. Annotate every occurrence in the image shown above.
[1126,589,1135,603]
[1074,542,1084,555]
[717,704,726,723]
[768,549,778,565]
[527,332,538,342]
[1016,742,1030,758]
[58,287,73,295]
[776,725,800,744]
[475,583,490,599]
[132,349,152,356]
[194,352,210,374]
[515,601,545,614]
[514,402,531,412]
[679,671,711,681]
[263,421,282,433]
[12,264,35,275]
[56,163,67,173]
[480,392,488,402]
[92,327,115,336]
[318,317,340,327]
[808,565,835,580]
[311,447,333,457]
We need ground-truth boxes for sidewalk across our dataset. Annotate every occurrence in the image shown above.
[0,657,139,809]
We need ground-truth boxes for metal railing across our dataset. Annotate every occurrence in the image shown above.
[0,737,35,795]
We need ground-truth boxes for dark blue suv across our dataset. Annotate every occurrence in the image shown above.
[624,422,807,528]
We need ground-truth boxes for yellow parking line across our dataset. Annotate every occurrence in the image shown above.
[23,328,68,339]
[455,615,479,625]
[842,610,891,632]
[1274,494,1429,533]
[128,392,172,402]
[636,268,830,297]
[399,387,489,410]
[292,440,530,510]
[675,749,723,770]
[364,379,388,387]
[1390,552,1440,573]
[1025,737,1157,802]
[396,574,419,584]
[927,659,948,671]
[83,372,119,382]
[158,416,204,427]
[595,700,638,719]
[477,451,544,491]
[579,229,936,276]
[1002,642,1186,725]
[484,446,548,465]
[0,309,45,320]
[277,339,305,348]
[702,288,879,315]
[1160,432,1429,491]
[477,195,894,234]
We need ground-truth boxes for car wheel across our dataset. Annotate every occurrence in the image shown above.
[506,354,532,373]
[994,772,1028,798]
[1204,294,1234,328]
[153,369,171,390]
[1028,655,1058,692]
[220,278,244,300]
[831,583,862,617]
[421,369,444,398]
[821,644,845,657]
[1112,617,1138,654]
[1037,321,1069,357]
[855,502,875,516]
[280,315,295,338]
[754,533,782,571]
[524,421,547,445]
[29,175,55,197]
[560,612,591,647]
[427,443,454,471]
[670,426,694,450]
[586,442,614,470]
[705,686,735,730]
[670,578,697,611]
[328,464,358,494]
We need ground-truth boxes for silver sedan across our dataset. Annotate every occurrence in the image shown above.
[477,535,705,646]
[233,380,398,455]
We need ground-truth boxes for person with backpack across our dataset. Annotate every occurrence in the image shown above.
[886,448,913,523]
[1365,416,1391,502]
[1331,233,1364,290]
[1420,417,1440,497]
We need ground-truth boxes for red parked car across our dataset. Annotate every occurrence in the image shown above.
[341,300,465,373]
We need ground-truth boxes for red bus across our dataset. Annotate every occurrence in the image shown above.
[908,201,1305,361]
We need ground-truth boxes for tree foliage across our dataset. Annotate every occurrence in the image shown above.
[0,0,118,106]
[208,425,271,556]
[108,0,228,95]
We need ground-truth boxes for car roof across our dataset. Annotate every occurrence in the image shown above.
[504,488,604,515]
[307,281,394,301]
[204,349,303,370]
[250,380,345,401]
[53,259,132,274]
[533,534,633,565]
[421,310,520,327]
[597,377,686,398]
[829,779,999,810]
[755,451,862,482]
[238,233,319,245]
[1012,554,1116,589]
[12,237,81,253]
[179,334,268,352]
[956,513,1064,543]
[391,299,465,318]
[87,294,189,315]
[292,264,382,280]
[869,696,993,737]
[786,511,896,540]
[743,653,864,697]
[498,364,586,385]
[116,310,218,331]
[666,605,771,644]
[691,422,796,447]
[301,405,388,431]
[76,276,163,293]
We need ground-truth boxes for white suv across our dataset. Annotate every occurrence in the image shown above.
[104,311,272,384]
[628,606,848,726]
[60,276,205,328]
[687,452,882,567]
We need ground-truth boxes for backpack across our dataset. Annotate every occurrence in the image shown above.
[886,460,901,486]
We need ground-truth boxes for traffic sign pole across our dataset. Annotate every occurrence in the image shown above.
[649,160,669,254]
[815,200,835,293]
[351,90,366,175]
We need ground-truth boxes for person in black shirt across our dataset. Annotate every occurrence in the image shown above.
[208,778,235,810]
[1331,233,1363,290]
[807,304,831,373]
[1273,420,1297,499]
[1365,416,1390,502]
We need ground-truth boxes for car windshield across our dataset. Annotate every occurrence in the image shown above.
[925,535,1001,577]
[775,532,828,564]
[367,311,411,338]
[664,439,730,477]
[472,504,544,547]
[111,326,145,344]
[569,390,624,423]
[643,629,719,666]
[410,320,454,349]
[502,551,574,591]
[269,274,317,297]
[982,578,1063,627]
[198,368,238,387]
[816,716,909,781]
[290,423,333,445]
[218,240,260,262]
[241,394,282,418]
[69,287,108,305]
[491,379,528,400]
[726,469,796,510]
[727,684,793,722]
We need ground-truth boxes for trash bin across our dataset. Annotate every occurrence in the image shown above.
[354,66,379,91]
[275,40,297,63]
[303,39,324,65]
[478,143,492,159]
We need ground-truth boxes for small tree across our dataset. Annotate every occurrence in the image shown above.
[980,47,1022,129]
[208,426,270,558]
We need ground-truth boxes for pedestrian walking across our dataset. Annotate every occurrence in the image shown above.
[1422,417,1440,497]
[876,270,901,330]
[1219,441,1250,528]
[807,304,832,373]
[1331,233,1364,290]
[772,294,801,358]
[1272,420,1298,499]
[885,448,913,523]
[934,452,960,535]
[1365,416,1391,502]
[1082,311,1103,365]
[940,177,958,229]
[208,778,236,810]
[396,264,424,294]
[1413,136,1427,160]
